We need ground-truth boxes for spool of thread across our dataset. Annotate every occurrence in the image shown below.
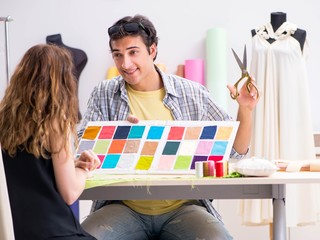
[195,161,204,178]
[215,161,224,177]
[208,161,215,176]
[203,161,210,177]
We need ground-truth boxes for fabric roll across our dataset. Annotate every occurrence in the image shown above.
[156,63,167,73]
[106,66,119,80]
[206,28,228,110]
[184,59,204,85]
[176,64,185,78]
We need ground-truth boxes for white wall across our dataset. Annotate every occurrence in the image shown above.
[1,0,320,131]
[2,1,320,239]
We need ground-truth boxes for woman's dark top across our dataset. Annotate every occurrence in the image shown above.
[2,149,96,240]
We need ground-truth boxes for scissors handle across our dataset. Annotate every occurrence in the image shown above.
[246,78,260,99]
[230,78,241,100]
[230,75,259,100]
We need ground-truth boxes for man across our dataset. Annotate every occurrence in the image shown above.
[80,14,259,240]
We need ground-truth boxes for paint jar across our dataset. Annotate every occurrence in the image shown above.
[215,161,224,177]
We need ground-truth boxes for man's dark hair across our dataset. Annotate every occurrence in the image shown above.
[108,14,159,60]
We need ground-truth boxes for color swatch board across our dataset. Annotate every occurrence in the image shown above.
[78,120,239,174]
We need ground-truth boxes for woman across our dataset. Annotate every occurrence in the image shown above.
[0,44,99,239]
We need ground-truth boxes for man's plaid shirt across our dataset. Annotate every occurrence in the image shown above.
[79,67,246,222]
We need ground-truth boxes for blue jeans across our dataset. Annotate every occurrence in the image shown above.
[81,202,233,240]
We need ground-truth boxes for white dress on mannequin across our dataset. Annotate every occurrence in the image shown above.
[238,22,319,227]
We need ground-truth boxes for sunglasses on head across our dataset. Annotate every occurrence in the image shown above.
[108,22,150,37]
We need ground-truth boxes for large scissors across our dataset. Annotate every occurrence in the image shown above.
[230,45,259,100]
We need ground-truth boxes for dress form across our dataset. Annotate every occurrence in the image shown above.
[46,34,88,120]
[251,12,306,51]
[240,12,319,228]
[46,34,88,80]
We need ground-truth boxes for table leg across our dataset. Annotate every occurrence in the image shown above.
[273,184,286,240]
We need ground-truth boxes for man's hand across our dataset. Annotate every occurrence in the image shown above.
[227,77,260,111]
[127,114,139,124]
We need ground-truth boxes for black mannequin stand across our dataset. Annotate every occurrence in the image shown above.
[46,34,88,80]
[251,12,306,51]
[46,34,88,121]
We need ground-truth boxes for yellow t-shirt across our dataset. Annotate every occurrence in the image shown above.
[126,84,173,120]
[124,84,190,215]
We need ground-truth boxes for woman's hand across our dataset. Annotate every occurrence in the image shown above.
[75,150,100,172]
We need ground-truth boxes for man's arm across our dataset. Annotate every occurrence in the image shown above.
[233,106,253,154]
[227,79,259,155]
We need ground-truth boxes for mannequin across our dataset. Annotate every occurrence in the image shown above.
[242,11,318,231]
[46,34,88,120]
[46,34,88,80]
[251,12,306,51]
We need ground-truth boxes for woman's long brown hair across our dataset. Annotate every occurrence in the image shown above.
[0,44,79,158]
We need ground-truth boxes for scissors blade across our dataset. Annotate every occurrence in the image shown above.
[243,45,247,69]
[231,48,245,71]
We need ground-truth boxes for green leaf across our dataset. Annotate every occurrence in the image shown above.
[224,171,244,178]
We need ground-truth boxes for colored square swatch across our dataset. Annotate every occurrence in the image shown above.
[195,140,214,155]
[128,126,145,139]
[141,141,158,155]
[174,156,192,170]
[135,156,153,170]
[82,126,101,140]
[101,154,120,168]
[96,155,105,168]
[191,155,208,169]
[178,140,198,155]
[157,155,176,170]
[98,126,116,139]
[147,126,165,139]
[167,126,185,140]
[93,140,110,154]
[77,140,95,154]
[184,127,202,140]
[208,155,223,161]
[114,126,131,139]
[162,141,180,155]
[108,140,126,153]
[123,140,141,153]
[211,141,228,155]
[215,127,233,140]
[117,154,137,169]
[200,126,217,139]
